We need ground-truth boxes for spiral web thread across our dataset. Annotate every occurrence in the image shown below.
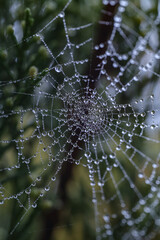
[0,0,160,239]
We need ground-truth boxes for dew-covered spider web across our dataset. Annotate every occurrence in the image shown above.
[1,0,160,239]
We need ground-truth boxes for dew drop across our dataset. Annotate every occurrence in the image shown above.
[144,207,150,213]
[51,176,56,181]
[109,153,115,159]
[43,147,47,152]
[150,124,156,130]
[36,176,41,181]
[152,163,158,169]
[98,181,104,187]
[64,77,69,82]
[120,0,128,7]
[102,154,107,160]
[103,215,110,222]
[32,203,37,208]
[155,51,160,59]
[151,110,155,115]
[103,0,109,5]
[116,145,121,151]
[92,198,97,203]
[126,144,131,149]
[25,189,31,195]
[114,15,122,23]
[139,199,145,205]
[55,65,62,73]
[59,11,65,18]
[106,230,113,236]
[45,186,50,191]
[151,186,157,192]
[90,181,95,186]
[85,151,91,158]
[150,94,154,99]
[0,200,4,205]
[100,43,104,48]
[138,173,144,179]
[94,45,99,50]
[101,69,106,75]
[127,220,133,226]
[113,163,118,168]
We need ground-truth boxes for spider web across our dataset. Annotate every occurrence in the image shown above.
[0,0,160,239]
